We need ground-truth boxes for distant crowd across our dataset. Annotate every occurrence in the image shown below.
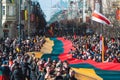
[65,34,120,63]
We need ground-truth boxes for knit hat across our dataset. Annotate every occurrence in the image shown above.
[2,61,8,65]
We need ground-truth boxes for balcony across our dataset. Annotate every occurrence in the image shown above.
[2,15,16,21]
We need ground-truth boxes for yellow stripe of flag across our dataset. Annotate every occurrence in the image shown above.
[72,68,103,80]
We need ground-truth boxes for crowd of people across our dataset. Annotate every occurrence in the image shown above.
[0,53,77,80]
[66,34,120,63]
[0,36,77,80]
[0,33,120,80]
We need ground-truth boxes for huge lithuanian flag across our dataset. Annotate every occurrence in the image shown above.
[20,37,120,80]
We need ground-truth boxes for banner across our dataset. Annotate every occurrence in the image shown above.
[30,14,35,22]
[9,0,14,3]
[25,10,28,21]
[21,10,25,20]
[116,8,120,20]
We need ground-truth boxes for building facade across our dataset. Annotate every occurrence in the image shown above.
[0,0,46,39]
[1,0,16,38]
[1,0,28,39]
[0,0,2,38]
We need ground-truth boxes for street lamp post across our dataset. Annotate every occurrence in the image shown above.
[0,0,2,36]
[18,0,21,45]
[27,0,30,38]
[88,7,92,24]
[83,0,86,22]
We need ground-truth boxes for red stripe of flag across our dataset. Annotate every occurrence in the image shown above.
[92,12,110,25]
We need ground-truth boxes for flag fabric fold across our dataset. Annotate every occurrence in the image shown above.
[91,10,111,25]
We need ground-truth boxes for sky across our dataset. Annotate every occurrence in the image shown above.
[37,0,60,22]
[36,0,69,22]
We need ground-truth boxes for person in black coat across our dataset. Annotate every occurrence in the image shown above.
[30,60,37,80]
[0,61,11,80]
[11,63,25,80]
[54,71,63,80]
[69,70,77,80]
[21,58,30,80]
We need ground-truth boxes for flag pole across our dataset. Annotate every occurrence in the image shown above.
[83,0,86,22]
[101,18,104,62]
[100,0,104,62]
[92,1,111,63]
[102,35,105,62]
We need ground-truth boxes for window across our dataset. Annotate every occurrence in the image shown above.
[8,6,15,16]
[2,6,5,15]
[4,24,8,28]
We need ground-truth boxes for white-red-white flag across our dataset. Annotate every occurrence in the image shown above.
[91,10,111,25]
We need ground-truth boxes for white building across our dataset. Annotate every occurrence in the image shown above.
[0,0,17,38]
[0,0,34,39]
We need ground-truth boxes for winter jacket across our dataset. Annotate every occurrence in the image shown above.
[11,68,25,80]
